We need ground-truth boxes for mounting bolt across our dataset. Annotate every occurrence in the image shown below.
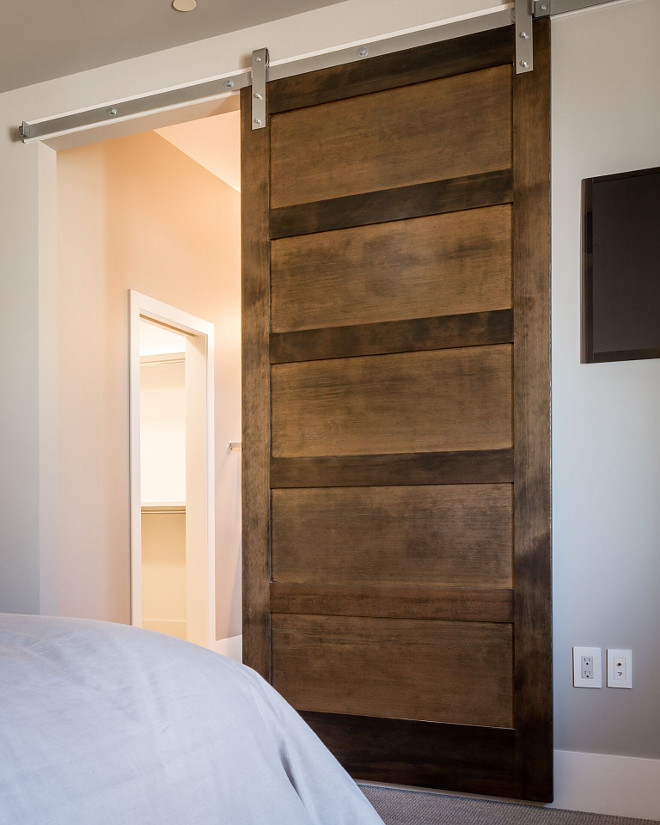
[254,92,263,100]
[254,118,262,126]
[255,56,262,63]
[519,60,529,69]
[519,31,529,39]
[106,108,118,117]
[224,79,235,89]
[540,3,548,10]
[357,47,368,57]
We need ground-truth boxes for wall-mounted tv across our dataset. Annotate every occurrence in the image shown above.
[582,165,660,363]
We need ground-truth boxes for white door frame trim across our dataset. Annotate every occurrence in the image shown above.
[129,289,216,647]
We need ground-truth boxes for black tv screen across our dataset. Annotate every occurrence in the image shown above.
[582,165,660,363]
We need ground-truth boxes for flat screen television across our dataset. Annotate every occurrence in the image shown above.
[582,165,660,363]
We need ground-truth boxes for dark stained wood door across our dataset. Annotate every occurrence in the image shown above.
[242,20,551,801]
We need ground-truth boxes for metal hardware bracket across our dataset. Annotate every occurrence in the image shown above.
[515,0,534,74]
[251,48,269,130]
[534,1,551,17]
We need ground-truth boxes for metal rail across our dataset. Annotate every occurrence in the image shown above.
[18,0,624,143]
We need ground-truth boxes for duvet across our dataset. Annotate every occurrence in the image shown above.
[0,613,383,825]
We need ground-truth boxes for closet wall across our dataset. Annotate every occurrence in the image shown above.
[140,356,187,639]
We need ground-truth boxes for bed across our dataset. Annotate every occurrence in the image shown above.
[0,613,384,825]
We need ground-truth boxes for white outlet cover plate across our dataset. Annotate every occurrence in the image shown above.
[607,648,633,689]
[573,646,602,688]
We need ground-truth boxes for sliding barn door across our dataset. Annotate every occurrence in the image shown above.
[242,20,551,801]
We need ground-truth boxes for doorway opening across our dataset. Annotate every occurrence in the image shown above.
[129,292,215,648]
[53,99,242,656]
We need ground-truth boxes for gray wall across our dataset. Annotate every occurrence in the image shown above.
[552,0,660,758]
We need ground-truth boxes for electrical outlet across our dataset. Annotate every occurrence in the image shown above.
[573,646,602,688]
[607,649,633,689]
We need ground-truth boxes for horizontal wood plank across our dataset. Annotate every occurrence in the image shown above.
[271,206,512,333]
[272,614,513,728]
[270,170,513,239]
[272,484,513,588]
[270,310,513,363]
[270,583,514,623]
[271,346,513,458]
[269,26,513,113]
[303,712,517,796]
[271,448,514,487]
[270,66,512,208]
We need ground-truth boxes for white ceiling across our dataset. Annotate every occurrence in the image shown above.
[156,110,241,191]
[0,0,345,94]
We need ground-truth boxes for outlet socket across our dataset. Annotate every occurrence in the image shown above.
[573,646,602,688]
[607,649,633,689]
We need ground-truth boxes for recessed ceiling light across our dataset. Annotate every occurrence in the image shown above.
[172,0,197,11]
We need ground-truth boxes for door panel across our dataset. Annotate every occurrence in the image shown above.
[272,615,513,727]
[271,346,513,457]
[270,65,512,207]
[271,206,513,332]
[272,485,513,587]
[243,20,551,801]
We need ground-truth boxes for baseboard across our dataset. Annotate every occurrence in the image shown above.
[360,751,660,820]
[552,749,660,820]
[210,633,242,662]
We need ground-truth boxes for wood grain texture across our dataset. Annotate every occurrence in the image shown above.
[271,206,512,333]
[240,86,271,679]
[270,583,514,623]
[271,345,513,457]
[271,448,514,488]
[270,170,513,239]
[511,18,552,802]
[270,310,514,364]
[272,485,513,587]
[272,614,513,728]
[269,26,513,113]
[270,65,512,208]
[241,20,552,801]
[303,712,517,796]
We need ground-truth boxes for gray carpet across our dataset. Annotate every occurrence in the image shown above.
[359,785,660,825]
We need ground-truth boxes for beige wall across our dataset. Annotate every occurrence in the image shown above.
[56,128,241,637]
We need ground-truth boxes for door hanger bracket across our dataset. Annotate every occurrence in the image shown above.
[513,0,550,74]
[514,0,534,73]
[251,48,269,130]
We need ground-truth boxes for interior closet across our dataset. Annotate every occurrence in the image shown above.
[139,326,188,641]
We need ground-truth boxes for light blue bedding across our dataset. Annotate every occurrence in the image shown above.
[0,614,384,824]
